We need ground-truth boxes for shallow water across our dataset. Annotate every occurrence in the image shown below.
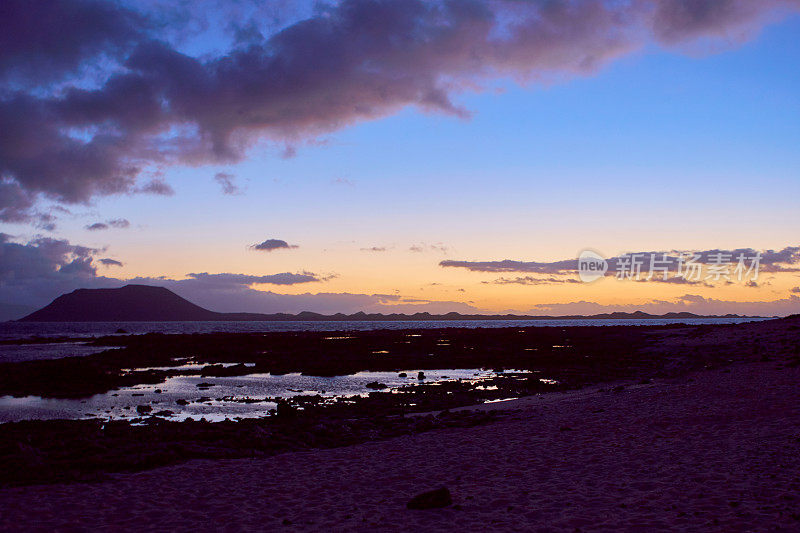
[0,342,121,363]
[0,368,530,423]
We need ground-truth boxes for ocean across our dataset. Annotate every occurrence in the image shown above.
[0,317,768,342]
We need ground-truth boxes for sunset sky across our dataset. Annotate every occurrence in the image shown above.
[1,0,799,317]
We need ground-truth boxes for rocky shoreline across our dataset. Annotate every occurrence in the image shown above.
[0,316,798,488]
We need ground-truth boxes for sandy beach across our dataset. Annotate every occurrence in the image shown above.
[2,357,798,532]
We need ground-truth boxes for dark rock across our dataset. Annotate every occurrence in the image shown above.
[153,410,174,417]
[398,372,407,377]
[176,399,189,406]
[136,405,152,414]
[115,328,128,334]
[417,371,426,380]
[407,487,452,510]
[276,400,296,418]
[365,381,387,390]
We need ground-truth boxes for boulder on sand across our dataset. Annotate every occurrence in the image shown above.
[406,487,452,510]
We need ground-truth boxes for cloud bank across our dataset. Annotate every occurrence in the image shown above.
[442,246,800,280]
[0,233,477,315]
[2,0,798,223]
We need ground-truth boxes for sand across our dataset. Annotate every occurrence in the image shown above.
[2,360,799,532]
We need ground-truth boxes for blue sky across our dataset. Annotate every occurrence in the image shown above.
[77,14,800,258]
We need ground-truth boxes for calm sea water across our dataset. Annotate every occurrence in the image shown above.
[0,317,768,342]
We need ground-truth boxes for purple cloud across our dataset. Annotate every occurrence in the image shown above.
[251,239,298,252]
[441,246,800,277]
[108,218,130,228]
[85,218,130,231]
[484,276,580,285]
[214,172,240,195]
[2,0,798,223]
[85,222,109,231]
[136,179,175,196]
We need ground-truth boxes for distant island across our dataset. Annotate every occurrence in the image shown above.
[17,285,761,322]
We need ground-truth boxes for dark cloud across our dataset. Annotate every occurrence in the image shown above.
[99,258,123,267]
[2,0,797,223]
[85,222,109,231]
[136,179,175,196]
[0,0,146,86]
[108,218,130,228]
[441,259,577,273]
[251,239,298,252]
[85,218,130,231]
[214,172,240,195]
[441,246,800,277]
[183,272,320,286]
[0,232,106,305]
[651,0,797,45]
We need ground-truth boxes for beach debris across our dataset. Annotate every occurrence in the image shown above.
[407,487,452,510]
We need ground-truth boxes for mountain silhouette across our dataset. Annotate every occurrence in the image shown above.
[20,285,223,322]
[18,284,754,322]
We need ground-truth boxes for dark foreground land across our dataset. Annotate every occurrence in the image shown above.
[1,317,798,489]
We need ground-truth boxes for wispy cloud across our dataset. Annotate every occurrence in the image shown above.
[214,172,240,195]
[484,276,580,286]
[85,218,130,231]
[410,242,449,254]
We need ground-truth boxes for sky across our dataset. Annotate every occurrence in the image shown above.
[1,0,799,317]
